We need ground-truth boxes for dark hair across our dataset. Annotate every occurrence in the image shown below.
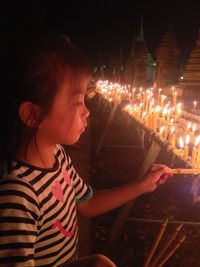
[0,33,90,170]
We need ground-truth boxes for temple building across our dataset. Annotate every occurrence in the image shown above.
[123,18,155,87]
[155,24,181,89]
[178,30,200,98]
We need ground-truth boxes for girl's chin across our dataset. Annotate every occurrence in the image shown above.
[62,129,86,145]
[65,135,81,145]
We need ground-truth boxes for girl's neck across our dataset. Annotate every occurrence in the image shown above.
[16,139,56,169]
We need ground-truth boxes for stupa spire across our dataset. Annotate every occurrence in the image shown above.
[123,16,155,87]
[155,23,181,88]
[137,15,144,41]
[178,29,200,98]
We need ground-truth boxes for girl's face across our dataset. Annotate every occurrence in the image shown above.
[38,79,89,146]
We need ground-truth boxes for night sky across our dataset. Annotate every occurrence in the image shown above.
[0,1,199,66]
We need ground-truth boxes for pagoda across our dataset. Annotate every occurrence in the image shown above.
[178,30,200,98]
[155,24,181,89]
[123,18,155,87]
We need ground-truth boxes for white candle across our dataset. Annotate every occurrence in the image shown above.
[183,135,190,157]
[193,101,197,110]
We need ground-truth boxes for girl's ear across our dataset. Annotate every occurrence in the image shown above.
[18,101,41,128]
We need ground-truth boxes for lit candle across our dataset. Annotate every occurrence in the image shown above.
[162,107,168,121]
[148,109,153,129]
[139,87,143,102]
[144,113,148,127]
[190,123,196,141]
[169,126,176,147]
[186,122,191,135]
[149,99,155,111]
[167,108,171,122]
[195,148,200,168]
[192,136,200,165]
[159,126,165,138]
[163,123,168,139]
[160,95,166,109]
[178,136,184,157]
[141,111,147,123]
[174,103,181,121]
[152,106,160,132]
[183,135,190,158]
[132,88,136,99]
[192,124,196,133]
[158,88,162,101]
[173,91,177,106]
[145,94,150,112]
[193,101,197,111]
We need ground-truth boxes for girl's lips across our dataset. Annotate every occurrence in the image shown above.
[80,124,87,133]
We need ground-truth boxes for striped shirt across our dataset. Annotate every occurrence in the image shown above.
[0,145,93,266]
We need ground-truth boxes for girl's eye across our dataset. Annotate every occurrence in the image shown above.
[73,93,86,106]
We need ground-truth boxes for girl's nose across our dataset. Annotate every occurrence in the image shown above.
[84,104,90,118]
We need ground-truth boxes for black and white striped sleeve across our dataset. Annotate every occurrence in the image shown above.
[0,177,40,266]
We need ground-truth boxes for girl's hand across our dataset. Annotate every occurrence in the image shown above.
[139,164,173,193]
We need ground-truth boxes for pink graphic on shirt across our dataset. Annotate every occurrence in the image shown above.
[51,180,64,202]
[52,219,76,237]
[63,171,73,186]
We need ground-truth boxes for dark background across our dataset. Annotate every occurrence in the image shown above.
[0,0,199,66]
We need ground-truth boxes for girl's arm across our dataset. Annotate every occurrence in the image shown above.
[0,178,39,266]
[77,164,172,218]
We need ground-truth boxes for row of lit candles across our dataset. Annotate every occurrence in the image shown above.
[96,80,200,167]
[96,80,198,111]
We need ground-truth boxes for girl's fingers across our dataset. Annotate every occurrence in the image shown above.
[157,174,169,184]
[152,168,173,185]
[150,164,172,175]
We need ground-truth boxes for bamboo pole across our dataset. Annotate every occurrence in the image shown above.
[95,101,118,155]
[157,235,186,267]
[149,224,183,267]
[143,218,169,267]
[171,168,200,175]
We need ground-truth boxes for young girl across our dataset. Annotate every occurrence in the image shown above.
[0,33,172,267]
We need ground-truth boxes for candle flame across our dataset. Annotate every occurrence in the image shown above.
[185,135,190,145]
[194,135,200,146]
[159,126,165,135]
[179,136,184,148]
[192,124,196,132]
[155,106,161,112]
[162,107,168,115]
[187,122,191,129]
[150,99,155,105]
[142,111,147,117]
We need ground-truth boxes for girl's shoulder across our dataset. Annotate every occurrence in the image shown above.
[0,174,37,195]
[0,174,40,210]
